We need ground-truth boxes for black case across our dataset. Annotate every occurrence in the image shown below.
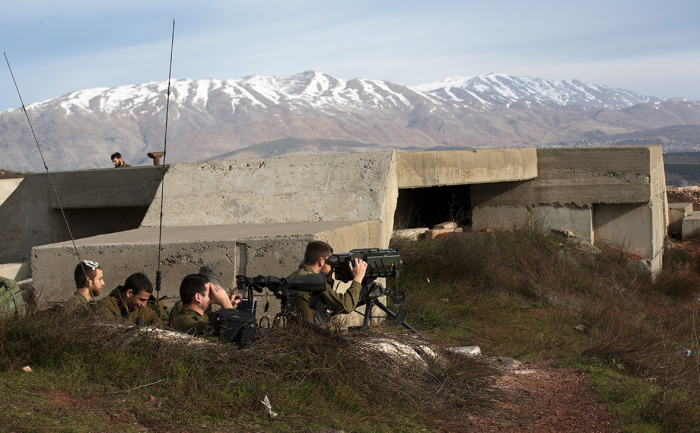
[210,309,258,345]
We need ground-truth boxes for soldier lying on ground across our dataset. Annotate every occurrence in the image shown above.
[171,274,241,335]
[95,272,162,327]
[62,260,105,316]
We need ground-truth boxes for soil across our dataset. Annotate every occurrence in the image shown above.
[439,360,621,432]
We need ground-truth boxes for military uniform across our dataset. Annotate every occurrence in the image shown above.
[96,287,163,327]
[115,161,132,168]
[289,263,362,323]
[171,306,210,335]
[168,299,183,326]
[62,291,91,315]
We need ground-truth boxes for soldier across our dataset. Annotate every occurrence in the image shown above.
[172,273,241,335]
[167,265,235,326]
[110,152,132,168]
[96,272,162,327]
[289,240,367,324]
[62,260,104,315]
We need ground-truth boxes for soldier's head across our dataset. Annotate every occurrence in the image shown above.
[74,260,104,296]
[303,241,333,274]
[119,273,153,311]
[179,274,211,308]
[111,152,123,167]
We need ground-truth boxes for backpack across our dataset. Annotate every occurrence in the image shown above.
[0,277,27,317]
[209,309,258,346]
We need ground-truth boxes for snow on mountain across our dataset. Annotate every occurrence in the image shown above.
[24,71,426,118]
[2,70,699,173]
[413,73,661,108]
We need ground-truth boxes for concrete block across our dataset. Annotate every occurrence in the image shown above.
[0,263,30,281]
[668,202,693,215]
[31,220,382,329]
[140,152,396,228]
[396,148,538,189]
[393,228,429,241]
[682,214,700,241]
[0,178,22,206]
[424,228,463,239]
[433,221,458,229]
[668,203,693,236]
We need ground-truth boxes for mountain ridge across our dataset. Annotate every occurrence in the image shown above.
[2,71,699,172]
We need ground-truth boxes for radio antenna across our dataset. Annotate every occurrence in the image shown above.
[154,19,175,301]
[4,52,91,293]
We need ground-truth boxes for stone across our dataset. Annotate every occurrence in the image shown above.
[448,346,481,357]
[433,221,458,230]
[490,356,522,368]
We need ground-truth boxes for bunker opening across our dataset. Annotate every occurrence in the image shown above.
[394,185,471,230]
[49,207,150,243]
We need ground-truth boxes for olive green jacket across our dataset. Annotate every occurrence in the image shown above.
[96,288,163,327]
[288,263,362,323]
[62,291,90,315]
[171,306,210,335]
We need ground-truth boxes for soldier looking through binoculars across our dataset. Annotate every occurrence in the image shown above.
[289,241,367,324]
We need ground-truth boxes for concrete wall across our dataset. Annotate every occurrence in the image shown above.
[0,167,163,264]
[471,146,667,274]
[140,152,395,227]
[472,204,593,242]
[472,147,657,207]
[396,148,538,188]
[31,221,382,304]
[0,178,22,206]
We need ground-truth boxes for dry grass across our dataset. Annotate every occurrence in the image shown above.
[0,309,496,432]
[392,230,700,431]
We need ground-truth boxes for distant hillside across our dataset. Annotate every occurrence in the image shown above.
[2,71,699,172]
[548,125,700,152]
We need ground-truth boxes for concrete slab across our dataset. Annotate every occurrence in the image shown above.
[472,146,658,207]
[668,203,693,236]
[0,178,22,206]
[140,152,396,228]
[682,214,700,241]
[396,148,538,189]
[0,263,30,281]
[392,228,429,241]
[31,220,381,304]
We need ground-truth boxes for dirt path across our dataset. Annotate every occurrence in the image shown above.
[438,360,621,432]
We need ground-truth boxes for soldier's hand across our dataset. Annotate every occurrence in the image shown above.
[230,292,242,308]
[348,258,368,283]
[209,283,233,309]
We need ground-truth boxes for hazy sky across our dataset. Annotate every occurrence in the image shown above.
[2,0,699,111]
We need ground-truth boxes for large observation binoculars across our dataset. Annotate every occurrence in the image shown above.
[236,273,326,299]
[327,248,402,282]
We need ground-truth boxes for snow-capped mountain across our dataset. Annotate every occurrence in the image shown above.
[1,71,699,172]
[414,73,662,108]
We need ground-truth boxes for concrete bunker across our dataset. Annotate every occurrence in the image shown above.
[0,146,669,323]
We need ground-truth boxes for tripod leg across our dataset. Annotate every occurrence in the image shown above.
[373,301,427,340]
[362,301,374,328]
